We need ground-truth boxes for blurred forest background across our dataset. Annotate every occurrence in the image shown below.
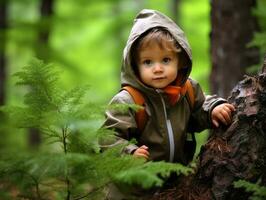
[0,0,266,199]
[1,0,215,150]
[2,0,264,146]
[2,0,214,105]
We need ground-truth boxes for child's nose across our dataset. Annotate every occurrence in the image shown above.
[153,63,163,73]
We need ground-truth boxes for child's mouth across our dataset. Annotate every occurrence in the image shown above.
[153,77,166,81]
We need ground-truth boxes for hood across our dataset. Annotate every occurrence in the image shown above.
[121,9,192,94]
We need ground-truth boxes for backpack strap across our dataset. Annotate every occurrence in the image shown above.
[184,79,196,163]
[185,79,195,110]
[122,86,148,131]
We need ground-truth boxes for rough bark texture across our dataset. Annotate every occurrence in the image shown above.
[210,0,260,98]
[151,57,266,200]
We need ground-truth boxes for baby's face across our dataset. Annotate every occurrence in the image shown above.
[137,41,178,89]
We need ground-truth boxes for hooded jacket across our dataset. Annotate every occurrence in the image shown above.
[102,9,226,164]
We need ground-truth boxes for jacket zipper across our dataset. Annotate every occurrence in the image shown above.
[157,90,175,162]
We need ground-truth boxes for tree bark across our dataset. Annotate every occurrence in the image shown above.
[151,56,266,199]
[210,0,260,98]
[0,0,7,106]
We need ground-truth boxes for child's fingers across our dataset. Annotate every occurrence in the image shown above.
[139,145,149,156]
[136,148,149,156]
[212,118,219,128]
[226,103,236,111]
[221,110,232,124]
[216,113,226,125]
[133,145,150,160]
[140,145,149,150]
[136,153,149,160]
[215,111,232,127]
[223,105,233,114]
[133,151,149,160]
[223,104,236,122]
[211,103,236,128]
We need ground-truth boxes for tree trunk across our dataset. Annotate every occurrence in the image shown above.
[29,0,55,147]
[170,0,181,24]
[36,0,54,60]
[210,0,260,98]
[151,56,266,199]
[0,0,7,106]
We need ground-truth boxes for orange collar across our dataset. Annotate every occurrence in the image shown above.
[163,83,187,105]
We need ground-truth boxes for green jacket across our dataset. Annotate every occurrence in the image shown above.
[102,9,226,164]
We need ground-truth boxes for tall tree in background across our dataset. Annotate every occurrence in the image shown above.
[170,0,181,23]
[36,0,54,61]
[210,0,260,98]
[29,0,55,146]
[111,3,125,84]
[0,0,7,106]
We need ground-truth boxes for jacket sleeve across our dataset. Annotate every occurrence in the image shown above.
[100,90,139,154]
[187,78,227,133]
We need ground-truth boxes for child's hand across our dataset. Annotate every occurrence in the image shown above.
[211,103,235,128]
[133,145,149,160]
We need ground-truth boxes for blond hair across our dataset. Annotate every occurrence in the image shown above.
[137,28,181,53]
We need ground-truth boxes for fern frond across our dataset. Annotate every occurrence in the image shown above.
[115,168,163,189]
[14,58,61,113]
[114,161,193,189]
[234,180,266,200]
[59,85,89,108]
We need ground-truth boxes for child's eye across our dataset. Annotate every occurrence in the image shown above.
[143,60,153,66]
[162,57,171,64]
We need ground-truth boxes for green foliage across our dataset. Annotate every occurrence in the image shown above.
[234,180,266,200]
[247,0,266,73]
[114,161,192,189]
[0,59,192,199]
[253,0,266,30]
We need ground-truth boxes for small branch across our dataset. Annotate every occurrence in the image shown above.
[66,178,71,200]
[62,127,68,154]
[61,126,71,200]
